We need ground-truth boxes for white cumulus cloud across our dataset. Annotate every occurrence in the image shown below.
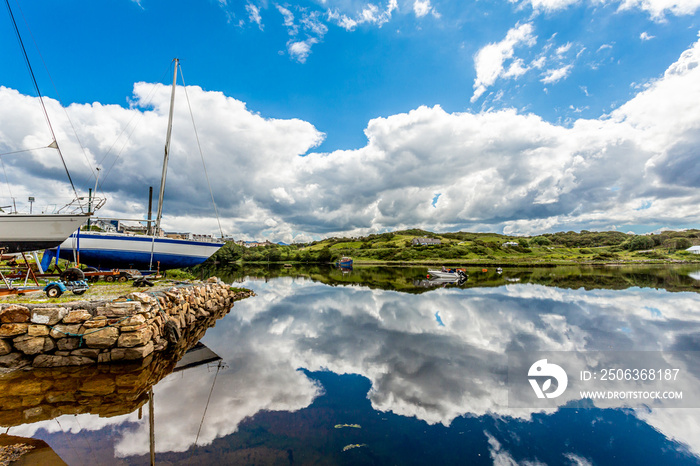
[542,63,573,83]
[3,32,700,240]
[471,23,537,103]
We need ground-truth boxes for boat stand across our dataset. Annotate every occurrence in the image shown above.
[0,251,43,296]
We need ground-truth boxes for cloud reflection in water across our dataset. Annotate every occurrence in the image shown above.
[10,276,700,460]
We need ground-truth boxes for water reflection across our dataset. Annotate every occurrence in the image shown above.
[198,263,700,293]
[2,266,700,464]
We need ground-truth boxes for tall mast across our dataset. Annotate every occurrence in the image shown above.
[155,58,178,236]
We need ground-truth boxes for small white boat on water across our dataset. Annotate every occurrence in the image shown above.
[427,267,467,280]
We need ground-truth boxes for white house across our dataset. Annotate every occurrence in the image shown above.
[412,237,441,246]
[686,246,700,254]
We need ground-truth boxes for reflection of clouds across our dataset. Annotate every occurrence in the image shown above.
[8,277,700,458]
[114,350,321,456]
[200,278,700,452]
[9,412,136,439]
[637,409,700,457]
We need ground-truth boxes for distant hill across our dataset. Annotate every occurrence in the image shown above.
[200,229,699,266]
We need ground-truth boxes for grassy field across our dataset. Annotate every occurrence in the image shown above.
[294,229,699,265]
[1,281,170,305]
[0,278,252,305]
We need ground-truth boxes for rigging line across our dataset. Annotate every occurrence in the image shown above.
[73,412,103,466]
[4,0,80,206]
[96,67,171,194]
[0,145,14,203]
[96,66,169,170]
[14,1,97,190]
[55,418,85,466]
[0,146,53,157]
[178,64,225,239]
[195,360,223,447]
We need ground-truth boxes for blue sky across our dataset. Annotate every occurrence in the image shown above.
[2,0,700,241]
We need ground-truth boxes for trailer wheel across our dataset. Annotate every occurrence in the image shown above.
[105,275,115,282]
[46,285,63,298]
[60,267,85,282]
[117,273,129,283]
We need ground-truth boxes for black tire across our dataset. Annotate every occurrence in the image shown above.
[60,267,85,282]
[117,273,129,283]
[46,285,63,298]
[133,278,155,288]
[105,275,115,282]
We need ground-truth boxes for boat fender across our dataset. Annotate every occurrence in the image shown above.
[164,320,181,345]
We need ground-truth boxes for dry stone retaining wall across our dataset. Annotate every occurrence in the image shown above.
[0,279,252,370]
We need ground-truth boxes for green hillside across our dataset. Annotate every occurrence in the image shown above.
[202,229,700,266]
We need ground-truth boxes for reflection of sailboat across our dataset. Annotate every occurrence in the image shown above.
[148,342,224,465]
[0,0,92,253]
[174,342,222,372]
[0,433,67,465]
[49,59,223,270]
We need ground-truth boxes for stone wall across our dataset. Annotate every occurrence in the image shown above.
[0,278,253,370]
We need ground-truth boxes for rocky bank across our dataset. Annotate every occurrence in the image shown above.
[0,278,253,371]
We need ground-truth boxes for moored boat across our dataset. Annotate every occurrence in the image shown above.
[47,59,224,271]
[51,231,223,270]
[336,256,353,267]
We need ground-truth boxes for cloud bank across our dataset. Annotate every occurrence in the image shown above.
[2,33,700,241]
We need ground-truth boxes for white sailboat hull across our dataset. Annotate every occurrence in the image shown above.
[55,231,223,270]
[0,214,90,253]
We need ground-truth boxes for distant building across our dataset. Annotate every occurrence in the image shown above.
[412,237,441,246]
[122,224,148,234]
[503,241,519,247]
[238,240,274,248]
[187,233,218,242]
[164,232,188,240]
[686,246,700,254]
[92,219,119,232]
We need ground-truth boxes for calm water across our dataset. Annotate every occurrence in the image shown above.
[3,265,700,465]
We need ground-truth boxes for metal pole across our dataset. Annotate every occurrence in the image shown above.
[147,186,153,235]
[87,188,92,230]
[155,58,179,237]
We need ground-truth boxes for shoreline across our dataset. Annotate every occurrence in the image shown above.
[237,258,700,267]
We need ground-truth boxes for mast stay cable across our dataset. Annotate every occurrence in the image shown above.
[179,63,225,239]
[14,0,97,194]
[4,0,81,208]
